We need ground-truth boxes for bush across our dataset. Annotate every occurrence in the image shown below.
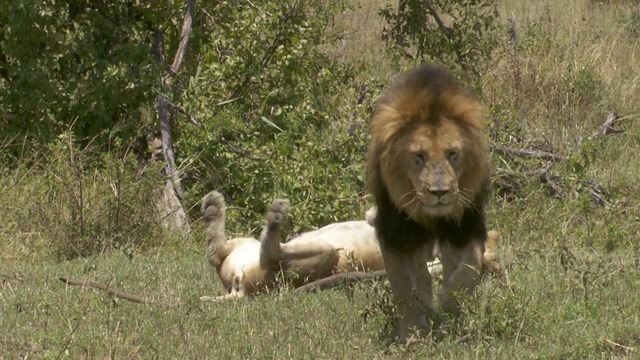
[0,0,184,156]
[380,0,502,81]
[176,0,372,235]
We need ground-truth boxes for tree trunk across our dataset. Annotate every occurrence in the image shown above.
[151,0,198,238]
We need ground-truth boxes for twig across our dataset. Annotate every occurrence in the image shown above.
[577,112,624,148]
[508,14,522,99]
[356,84,384,106]
[508,15,518,56]
[591,112,623,138]
[167,100,202,128]
[57,302,87,358]
[538,169,566,198]
[59,277,180,309]
[220,136,269,162]
[604,338,636,353]
[588,186,611,207]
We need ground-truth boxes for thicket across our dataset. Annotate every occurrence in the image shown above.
[3,0,574,259]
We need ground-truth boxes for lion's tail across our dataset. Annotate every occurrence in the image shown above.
[202,191,227,268]
[482,230,504,276]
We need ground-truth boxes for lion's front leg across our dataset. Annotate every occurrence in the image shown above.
[382,246,433,343]
[438,238,484,313]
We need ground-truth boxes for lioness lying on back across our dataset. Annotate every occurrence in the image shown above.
[200,191,501,301]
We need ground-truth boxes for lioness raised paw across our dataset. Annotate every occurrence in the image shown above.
[201,191,226,222]
[266,199,289,228]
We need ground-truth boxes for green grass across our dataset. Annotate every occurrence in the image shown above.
[3,227,640,358]
[3,0,640,358]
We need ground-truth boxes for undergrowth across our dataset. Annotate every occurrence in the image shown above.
[0,133,168,261]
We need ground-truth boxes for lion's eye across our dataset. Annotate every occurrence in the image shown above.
[412,153,426,166]
[448,150,460,164]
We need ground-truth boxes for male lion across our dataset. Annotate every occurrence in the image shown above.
[200,190,501,302]
[366,65,491,342]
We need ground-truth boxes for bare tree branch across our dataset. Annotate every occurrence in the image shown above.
[168,0,197,77]
[495,112,624,206]
[423,0,452,36]
[494,112,624,163]
[423,0,468,73]
[167,99,202,127]
[591,112,622,138]
[154,0,198,234]
[59,277,179,309]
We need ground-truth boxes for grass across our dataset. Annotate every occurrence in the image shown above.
[3,0,640,358]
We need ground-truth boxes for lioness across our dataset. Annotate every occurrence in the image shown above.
[367,64,492,342]
[200,191,501,302]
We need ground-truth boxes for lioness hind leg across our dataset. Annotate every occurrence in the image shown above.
[259,199,290,270]
[202,191,227,268]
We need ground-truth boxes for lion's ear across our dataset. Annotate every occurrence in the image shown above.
[370,104,407,146]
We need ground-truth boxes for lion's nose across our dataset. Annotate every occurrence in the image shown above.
[428,189,449,198]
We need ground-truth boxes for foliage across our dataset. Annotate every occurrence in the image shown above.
[177,0,370,234]
[1,0,371,238]
[380,0,502,80]
[0,0,182,155]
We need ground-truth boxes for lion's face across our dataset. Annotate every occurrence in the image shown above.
[400,119,465,217]
[380,117,472,220]
[368,68,489,224]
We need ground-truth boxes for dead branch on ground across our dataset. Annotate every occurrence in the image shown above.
[493,112,623,205]
[492,146,563,162]
[295,270,387,294]
[59,277,180,309]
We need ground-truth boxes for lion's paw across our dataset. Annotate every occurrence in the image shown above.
[202,191,226,220]
[266,199,289,225]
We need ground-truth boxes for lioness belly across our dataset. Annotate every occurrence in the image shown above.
[218,241,264,292]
